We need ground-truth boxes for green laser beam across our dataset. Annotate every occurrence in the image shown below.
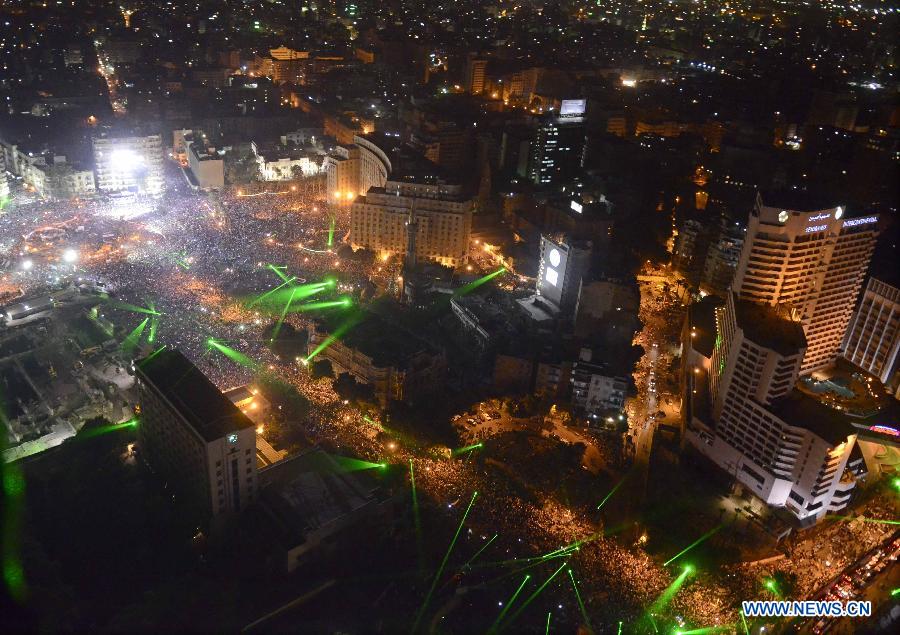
[462,533,498,570]
[78,418,138,440]
[2,457,27,602]
[148,316,159,343]
[121,317,149,354]
[412,491,478,633]
[270,286,298,343]
[326,454,386,472]
[454,267,506,297]
[247,276,297,307]
[328,215,335,248]
[305,309,366,363]
[207,339,259,370]
[663,525,723,566]
[141,344,168,363]
[253,282,334,313]
[105,298,161,316]
[498,560,569,632]
[452,442,483,457]
[268,264,291,283]
[568,568,593,633]
[546,612,551,635]
[597,475,627,510]
[892,588,900,597]
[739,610,749,635]
[487,575,531,633]
[617,621,623,635]
[646,565,693,619]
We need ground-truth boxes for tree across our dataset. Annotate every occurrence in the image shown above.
[309,359,333,380]
[333,372,376,405]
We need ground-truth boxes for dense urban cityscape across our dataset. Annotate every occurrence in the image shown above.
[0,1,897,633]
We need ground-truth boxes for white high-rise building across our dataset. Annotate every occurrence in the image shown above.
[732,192,878,374]
[92,133,165,195]
[842,277,900,385]
[687,293,860,524]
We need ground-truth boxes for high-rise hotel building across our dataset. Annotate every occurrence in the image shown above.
[688,293,861,524]
[732,192,878,374]
[135,349,258,522]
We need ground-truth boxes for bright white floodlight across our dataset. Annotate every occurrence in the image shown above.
[110,149,143,172]
[62,249,79,263]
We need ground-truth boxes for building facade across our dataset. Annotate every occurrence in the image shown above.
[732,192,878,374]
[842,277,900,385]
[349,180,472,267]
[324,135,391,205]
[92,133,165,195]
[687,293,861,524]
[187,141,225,190]
[135,349,258,522]
[527,116,586,186]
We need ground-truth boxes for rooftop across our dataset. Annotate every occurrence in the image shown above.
[758,189,843,214]
[314,309,435,368]
[136,349,254,443]
[770,390,856,446]
[257,448,385,548]
[733,295,806,357]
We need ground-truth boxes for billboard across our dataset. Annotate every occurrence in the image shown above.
[560,99,586,117]
[537,236,568,308]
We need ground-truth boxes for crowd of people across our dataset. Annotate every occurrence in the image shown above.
[5,173,892,633]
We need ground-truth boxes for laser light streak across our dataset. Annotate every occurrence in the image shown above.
[454,267,506,297]
[207,339,260,371]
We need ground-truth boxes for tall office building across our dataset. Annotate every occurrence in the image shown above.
[527,113,586,186]
[135,349,258,521]
[536,235,592,315]
[689,293,861,524]
[732,192,878,374]
[92,133,165,195]
[842,277,900,385]
[349,179,473,267]
[465,54,487,94]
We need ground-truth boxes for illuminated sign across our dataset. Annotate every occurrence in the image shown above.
[809,212,832,221]
[805,225,828,233]
[842,216,877,228]
[570,200,583,214]
[560,99,586,116]
[868,425,899,437]
[537,236,568,307]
